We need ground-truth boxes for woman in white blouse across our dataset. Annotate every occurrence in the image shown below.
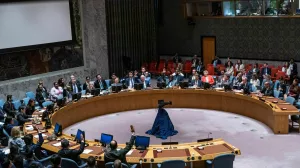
[281,62,291,76]
[50,82,63,101]
[225,61,234,76]
[235,59,245,73]
[250,74,260,87]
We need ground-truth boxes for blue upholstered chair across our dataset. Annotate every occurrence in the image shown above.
[12,100,22,110]
[0,99,4,110]
[105,79,111,88]
[26,91,35,100]
[273,80,279,90]
[81,90,86,95]
[206,154,235,168]
[42,101,54,108]
[157,160,185,168]
[39,156,52,167]
[61,158,87,168]
[23,97,30,106]
[273,90,280,98]
[105,162,137,168]
[286,96,295,105]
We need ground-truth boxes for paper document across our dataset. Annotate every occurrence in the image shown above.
[25,125,34,131]
[39,109,46,113]
[34,134,47,138]
[83,149,93,154]
[126,150,134,155]
[52,142,61,147]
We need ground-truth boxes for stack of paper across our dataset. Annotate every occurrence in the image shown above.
[34,134,47,138]
[52,142,61,147]
[83,149,93,154]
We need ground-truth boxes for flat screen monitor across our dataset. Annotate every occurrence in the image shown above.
[179,81,188,89]
[91,89,100,96]
[75,129,84,143]
[72,93,82,101]
[157,82,166,89]
[54,123,62,136]
[203,82,211,89]
[57,98,66,107]
[224,84,232,92]
[111,84,122,93]
[135,136,150,149]
[134,83,143,90]
[100,133,113,144]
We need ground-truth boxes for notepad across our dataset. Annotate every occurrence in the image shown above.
[3,149,10,155]
[126,150,134,155]
[83,149,93,154]
[52,142,61,147]
[34,134,47,138]
[25,125,34,131]
[39,109,46,113]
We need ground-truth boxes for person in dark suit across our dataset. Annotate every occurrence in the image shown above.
[16,106,32,126]
[3,95,16,117]
[190,74,202,88]
[82,76,91,91]
[276,77,287,97]
[139,75,151,89]
[261,82,273,96]
[25,99,36,115]
[49,154,61,168]
[23,133,44,159]
[86,156,97,168]
[23,149,44,168]
[125,71,138,89]
[189,69,197,83]
[94,74,108,90]
[196,61,205,75]
[110,73,118,85]
[58,137,85,165]
[260,63,271,76]
[104,132,136,166]
[36,85,45,108]
[157,68,168,83]
[69,75,82,94]
[36,80,48,98]
[211,56,222,68]
[3,117,17,136]
[237,77,250,92]
[172,53,182,64]
[191,55,200,71]
[289,58,298,83]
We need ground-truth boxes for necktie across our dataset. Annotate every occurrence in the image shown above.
[73,84,76,93]
[131,79,134,87]
[100,81,103,90]
[144,81,146,88]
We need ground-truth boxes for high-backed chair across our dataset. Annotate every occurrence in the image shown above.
[105,79,111,88]
[61,158,87,168]
[42,101,54,108]
[0,99,4,110]
[105,162,137,168]
[39,156,52,167]
[206,154,235,168]
[273,90,280,98]
[23,97,30,106]
[12,100,21,110]
[286,96,295,105]
[157,160,185,168]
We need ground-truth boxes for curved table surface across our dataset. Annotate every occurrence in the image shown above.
[24,89,298,163]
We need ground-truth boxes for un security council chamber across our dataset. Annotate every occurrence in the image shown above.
[1,0,300,167]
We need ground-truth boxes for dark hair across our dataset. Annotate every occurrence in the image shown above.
[6,95,12,101]
[61,139,69,148]
[8,145,19,161]
[110,140,117,150]
[265,63,268,65]
[87,156,96,167]
[28,99,35,106]
[96,74,101,78]
[24,148,34,159]
[4,117,12,125]
[58,78,64,87]
[53,82,58,86]
[86,76,90,80]
[50,154,61,168]
[13,155,24,168]
[46,104,54,112]
[28,162,40,168]
[24,134,33,146]
[114,160,122,168]
[1,157,10,168]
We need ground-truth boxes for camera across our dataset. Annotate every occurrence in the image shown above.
[158,100,172,108]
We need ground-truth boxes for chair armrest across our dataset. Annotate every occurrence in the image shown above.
[130,164,138,168]
[39,156,52,163]
[206,160,213,168]
[157,163,161,168]
[78,163,87,168]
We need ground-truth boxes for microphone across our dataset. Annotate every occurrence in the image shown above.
[206,132,212,145]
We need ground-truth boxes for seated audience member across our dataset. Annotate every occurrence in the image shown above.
[82,76,91,91]
[86,83,94,94]
[172,68,184,77]
[247,63,260,79]
[110,73,118,85]
[3,117,17,136]
[23,133,44,159]
[94,74,108,90]
[217,70,225,82]
[9,127,26,150]
[232,72,242,88]
[237,77,250,92]
[157,68,168,83]
[261,82,273,96]
[171,69,184,84]
[189,69,197,83]
[50,82,63,102]
[23,149,43,168]
[172,53,182,65]
[261,74,273,89]
[49,154,61,168]
[288,79,300,99]
[201,70,214,85]
[190,74,202,88]
[58,137,85,165]
[250,74,260,88]
[196,61,205,75]
[8,145,20,161]
[139,67,147,77]
[69,75,82,94]
[114,160,122,168]
[260,63,271,79]
[134,70,139,78]
[235,59,245,74]
[139,75,151,89]
[16,106,32,126]
[3,95,16,117]
[282,62,290,75]
[87,156,96,168]
[211,56,222,68]
[104,131,136,166]
[36,80,48,98]
[126,71,138,89]
[35,84,46,108]
[276,77,287,98]
[145,72,151,85]
[13,155,24,168]
[289,58,298,82]
[167,75,176,88]
[112,78,121,85]
[220,74,231,88]
[191,55,199,71]
[225,61,234,76]
[25,99,37,116]
[58,78,67,98]
[225,57,233,68]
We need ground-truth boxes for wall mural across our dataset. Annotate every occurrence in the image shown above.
[0,0,83,81]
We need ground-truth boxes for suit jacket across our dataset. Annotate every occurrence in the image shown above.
[94,80,108,90]
[3,101,16,116]
[125,77,138,88]
[35,92,45,108]
[58,142,85,165]
[261,87,273,96]
[211,59,221,65]
[201,76,214,85]
[69,80,82,93]
[191,58,200,67]
[23,133,44,159]
[104,135,135,165]
[17,112,32,126]
[237,82,250,91]
[25,106,35,116]
[23,159,43,168]
[291,63,298,76]
[138,80,151,89]
[260,67,271,76]
[190,80,202,87]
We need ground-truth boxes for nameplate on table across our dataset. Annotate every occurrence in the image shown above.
[83,149,93,154]
[126,150,134,155]
[34,134,47,138]
[25,125,34,131]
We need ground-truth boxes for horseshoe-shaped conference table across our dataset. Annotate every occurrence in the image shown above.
[24,89,299,168]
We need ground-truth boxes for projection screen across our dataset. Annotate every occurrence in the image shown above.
[0,0,73,53]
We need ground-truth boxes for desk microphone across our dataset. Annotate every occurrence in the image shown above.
[206,132,212,145]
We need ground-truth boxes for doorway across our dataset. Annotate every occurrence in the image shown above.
[201,36,216,68]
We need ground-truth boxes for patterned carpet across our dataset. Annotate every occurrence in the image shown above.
[64,108,300,168]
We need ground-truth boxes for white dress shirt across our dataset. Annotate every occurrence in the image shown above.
[50,86,63,98]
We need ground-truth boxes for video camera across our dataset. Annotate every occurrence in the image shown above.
[158,100,172,108]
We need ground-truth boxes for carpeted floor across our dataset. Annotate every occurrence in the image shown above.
[64,108,300,168]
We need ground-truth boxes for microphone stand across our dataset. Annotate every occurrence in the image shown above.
[206,132,212,145]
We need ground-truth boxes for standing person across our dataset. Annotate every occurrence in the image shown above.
[235,59,245,74]
[50,82,63,102]
[289,58,298,83]
[3,95,16,117]
[191,55,199,72]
